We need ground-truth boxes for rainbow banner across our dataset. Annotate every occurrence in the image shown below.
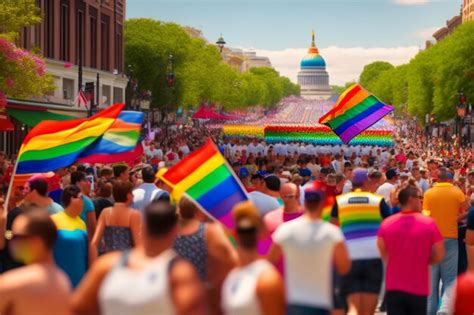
[319,84,394,143]
[16,104,143,174]
[223,124,264,139]
[162,139,248,229]
[264,125,393,146]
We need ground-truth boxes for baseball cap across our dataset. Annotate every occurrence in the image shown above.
[352,168,369,185]
[385,168,399,180]
[239,167,250,179]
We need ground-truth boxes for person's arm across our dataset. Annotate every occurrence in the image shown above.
[0,274,14,313]
[377,237,388,262]
[71,252,121,315]
[430,241,445,265]
[206,223,238,315]
[86,211,97,242]
[333,241,351,275]
[89,209,107,265]
[130,211,142,248]
[256,268,285,315]
[266,242,283,265]
[170,259,207,315]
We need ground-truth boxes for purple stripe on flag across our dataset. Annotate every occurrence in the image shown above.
[339,105,393,143]
[216,211,235,229]
[203,190,247,220]
[344,229,378,241]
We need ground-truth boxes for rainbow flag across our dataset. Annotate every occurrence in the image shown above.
[319,84,394,143]
[16,104,142,174]
[162,139,248,229]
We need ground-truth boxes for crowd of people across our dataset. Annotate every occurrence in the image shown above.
[0,120,473,315]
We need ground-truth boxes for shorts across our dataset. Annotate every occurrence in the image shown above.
[340,258,383,296]
[386,290,427,315]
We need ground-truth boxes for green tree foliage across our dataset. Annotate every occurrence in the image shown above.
[359,61,394,91]
[124,18,299,111]
[0,0,42,40]
[358,21,474,122]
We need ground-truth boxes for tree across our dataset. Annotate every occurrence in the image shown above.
[359,61,394,91]
[0,0,42,40]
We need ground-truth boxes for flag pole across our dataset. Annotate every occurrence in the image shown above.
[0,158,19,250]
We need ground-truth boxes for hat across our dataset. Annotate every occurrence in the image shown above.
[352,168,369,185]
[385,168,399,180]
[239,167,250,178]
[304,181,326,202]
[400,172,410,178]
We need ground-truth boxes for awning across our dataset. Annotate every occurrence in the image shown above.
[7,108,76,127]
[0,114,14,131]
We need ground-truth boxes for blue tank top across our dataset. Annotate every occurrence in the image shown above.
[173,223,207,280]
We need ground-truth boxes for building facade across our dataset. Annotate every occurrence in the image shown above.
[432,15,462,42]
[463,0,474,22]
[297,32,332,100]
[222,48,273,73]
[19,0,128,106]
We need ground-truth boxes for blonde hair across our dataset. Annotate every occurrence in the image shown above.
[232,201,261,229]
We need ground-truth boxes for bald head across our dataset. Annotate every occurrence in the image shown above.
[280,183,300,211]
[280,182,298,196]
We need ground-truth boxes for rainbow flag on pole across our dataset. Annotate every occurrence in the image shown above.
[319,84,394,143]
[16,104,143,174]
[162,139,248,229]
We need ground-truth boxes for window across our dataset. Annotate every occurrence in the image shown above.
[90,8,98,68]
[76,7,85,64]
[44,0,54,58]
[101,14,110,71]
[60,0,70,61]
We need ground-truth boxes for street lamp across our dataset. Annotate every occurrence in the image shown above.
[126,64,135,110]
[457,91,467,146]
[216,34,226,53]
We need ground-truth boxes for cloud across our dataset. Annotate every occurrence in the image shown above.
[393,0,429,5]
[414,26,438,40]
[249,46,419,86]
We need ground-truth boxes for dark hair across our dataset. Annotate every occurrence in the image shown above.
[144,201,178,237]
[438,169,449,181]
[99,168,113,178]
[70,171,86,185]
[97,180,113,198]
[233,201,260,249]
[113,164,129,178]
[178,196,199,219]
[142,166,156,183]
[22,207,57,249]
[61,185,82,208]
[398,186,419,207]
[113,181,133,203]
[28,177,48,197]
[264,175,281,192]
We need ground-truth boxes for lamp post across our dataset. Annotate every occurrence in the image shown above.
[216,34,226,53]
[126,64,134,110]
[163,54,175,131]
[457,91,467,147]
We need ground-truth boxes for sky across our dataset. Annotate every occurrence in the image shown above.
[127,0,462,85]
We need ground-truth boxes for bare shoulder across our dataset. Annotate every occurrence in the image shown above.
[256,265,283,290]
[90,251,122,275]
[205,222,226,237]
[170,258,198,281]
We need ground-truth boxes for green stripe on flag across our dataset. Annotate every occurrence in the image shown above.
[328,96,379,129]
[186,163,232,200]
[18,136,98,162]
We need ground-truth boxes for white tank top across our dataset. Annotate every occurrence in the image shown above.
[221,259,272,315]
[99,249,177,315]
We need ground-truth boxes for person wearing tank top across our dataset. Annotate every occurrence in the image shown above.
[174,197,237,315]
[71,201,207,315]
[222,201,285,315]
[89,181,141,263]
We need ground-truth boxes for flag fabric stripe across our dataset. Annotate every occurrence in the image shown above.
[318,84,393,144]
[172,153,225,194]
[186,164,232,200]
[333,102,385,134]
[18,137,97,162]
[163,141,218,185]
[338,106,394,143]
[77,143,143,164]
[163,139,248,229]
[22,105,122,144]
[16,104,144,174]
[117,111,144,124]
[327,96,379,129]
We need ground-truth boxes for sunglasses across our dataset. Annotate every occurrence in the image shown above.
[282,194,296,199]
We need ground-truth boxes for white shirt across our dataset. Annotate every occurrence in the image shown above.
[249,192,280,216]
[133,183,167,212]
[222,260,271,315]
[376,182,395,207]
[273,217,344,309]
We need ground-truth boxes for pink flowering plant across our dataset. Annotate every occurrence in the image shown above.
[0,37,54,101]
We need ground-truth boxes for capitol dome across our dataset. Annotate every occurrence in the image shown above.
[297,31,332,100]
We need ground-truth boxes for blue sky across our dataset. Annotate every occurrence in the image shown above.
[126,0,462,84]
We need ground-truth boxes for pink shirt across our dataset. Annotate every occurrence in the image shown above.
[377,212,443,296]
